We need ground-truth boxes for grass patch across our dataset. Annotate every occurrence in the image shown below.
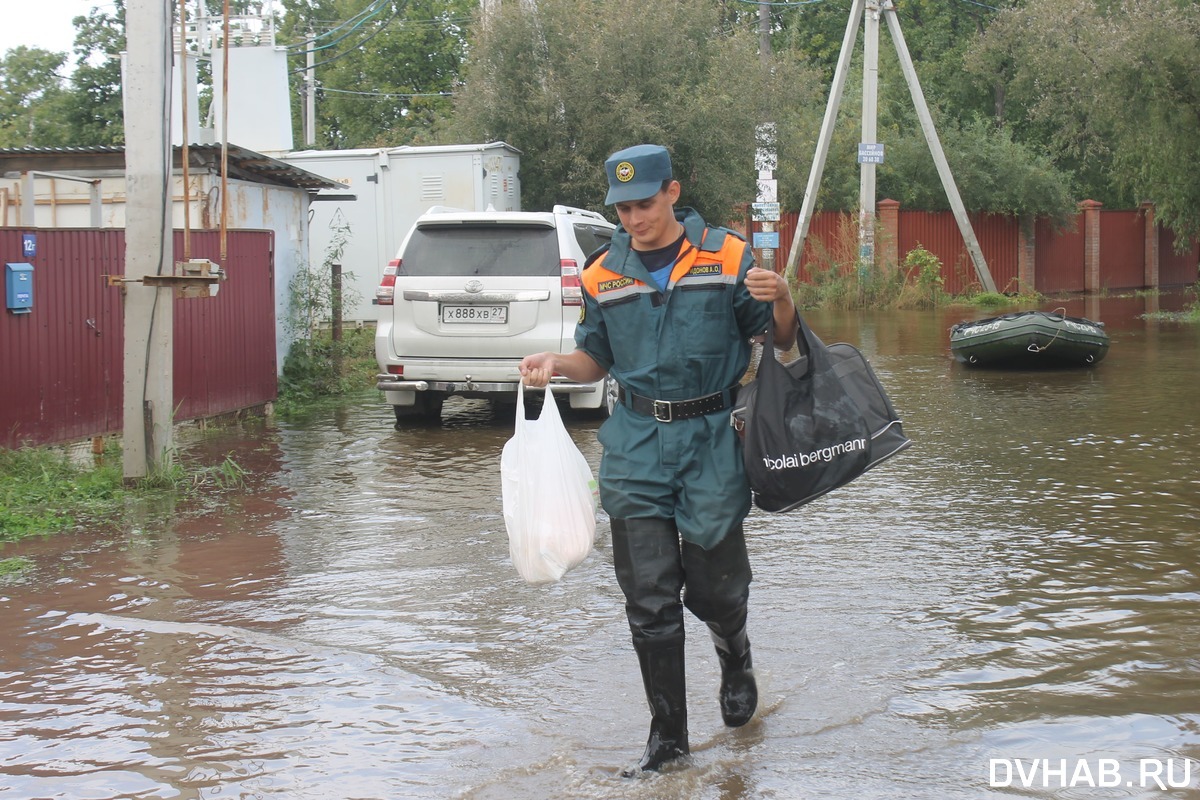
[0,556,33,579]
[0,442,248,543]
[0,445,123,542]
[276,327,377,416]
[1142,284,1199,322]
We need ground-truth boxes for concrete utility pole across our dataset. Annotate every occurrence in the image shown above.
[754,3,778,276]
[785,0,996,294]
[859,1,881,271]
[787,0,865,280]
[882,2,995,292]
[304,28,317,146]
[122,0,176,480]
[758,1,772,65]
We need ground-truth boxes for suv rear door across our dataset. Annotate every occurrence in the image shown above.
[563,221,613,349]
[391,218,564,359]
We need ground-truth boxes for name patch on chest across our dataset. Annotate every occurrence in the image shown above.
[597,276,636,293]
[686,263,723,277]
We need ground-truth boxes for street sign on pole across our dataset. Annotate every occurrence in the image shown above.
[858,142,885,164]
[752,231,780,249]
[751,202,780,222]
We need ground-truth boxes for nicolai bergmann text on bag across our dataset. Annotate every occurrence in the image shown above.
[760,437,868,471]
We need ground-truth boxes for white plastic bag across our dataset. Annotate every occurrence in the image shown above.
[501,385,598,584]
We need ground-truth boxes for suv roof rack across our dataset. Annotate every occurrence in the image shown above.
[552,205,609,222]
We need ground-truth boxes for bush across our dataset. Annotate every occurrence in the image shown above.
[277,327,377,414]
[895,245,947,309]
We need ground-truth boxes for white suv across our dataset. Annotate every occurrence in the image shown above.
[375,205,617,424]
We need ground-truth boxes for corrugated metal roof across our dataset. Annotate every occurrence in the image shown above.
[283,141,522,161]
[0,144,344,192]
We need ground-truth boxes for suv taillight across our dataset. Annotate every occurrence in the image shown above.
[560,259,582,306]
[376,259,399,305]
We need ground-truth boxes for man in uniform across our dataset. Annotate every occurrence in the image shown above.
[519,144,797,775]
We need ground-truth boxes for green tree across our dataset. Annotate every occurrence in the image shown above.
[279,0,473,148]
[0,46,73,147]
[444,0,823,222]
[1101,0,1200,242]
[64,1,127,145]
[964,0,1200,240]
[769,4,1073,221]
[878,116,1075,221]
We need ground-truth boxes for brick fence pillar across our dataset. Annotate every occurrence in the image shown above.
[1140,201,1159,290]
[1080,199,1103,292]
[1017,214,1036,294]
[877,198,900,269]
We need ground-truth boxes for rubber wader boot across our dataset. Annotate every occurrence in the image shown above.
[622,640,689,777]
[710,626,757,727]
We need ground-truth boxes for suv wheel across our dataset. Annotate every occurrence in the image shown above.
[393,393,445,427]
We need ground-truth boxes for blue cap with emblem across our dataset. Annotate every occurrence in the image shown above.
[604,144,673,205]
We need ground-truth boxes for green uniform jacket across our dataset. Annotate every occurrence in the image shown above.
[575,208,774,548]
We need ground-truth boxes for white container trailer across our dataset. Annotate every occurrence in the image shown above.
[282,142,521,322]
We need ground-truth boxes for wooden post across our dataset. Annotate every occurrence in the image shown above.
[1081,199,1103,293]
[1018,214,1036,294]
[331,261,343,376]
[1140,201,1159,290]
[877,199,899,269]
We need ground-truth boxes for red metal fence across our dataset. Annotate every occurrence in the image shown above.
[767,207,1197,293]
[1161,228,1197,286]
[0,229,277,449]
[1099,211,1144,290]
[1034,217,1085,294]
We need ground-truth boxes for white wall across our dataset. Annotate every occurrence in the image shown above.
[283,143,522,322]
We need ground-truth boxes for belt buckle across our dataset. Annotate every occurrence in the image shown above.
[653,399,673,423]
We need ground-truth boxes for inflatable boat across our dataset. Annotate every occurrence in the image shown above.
[950,310,1110,368]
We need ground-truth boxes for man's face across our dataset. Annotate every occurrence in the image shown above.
[613,180,682,250]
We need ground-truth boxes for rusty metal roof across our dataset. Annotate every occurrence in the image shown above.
[0,144,344,192]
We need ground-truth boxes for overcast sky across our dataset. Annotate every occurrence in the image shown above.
[0,0,117,61]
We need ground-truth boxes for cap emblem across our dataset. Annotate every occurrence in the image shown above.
[615,161,635,183]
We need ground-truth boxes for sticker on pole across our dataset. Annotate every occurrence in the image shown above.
[857,143,885,164]
[751,202,780,222]
[753,231,780,249]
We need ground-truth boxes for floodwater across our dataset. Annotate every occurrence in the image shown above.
[2,292,1199,800]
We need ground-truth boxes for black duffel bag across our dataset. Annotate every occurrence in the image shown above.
[732,314,912,513]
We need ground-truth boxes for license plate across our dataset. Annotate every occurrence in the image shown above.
[441,304,507,324]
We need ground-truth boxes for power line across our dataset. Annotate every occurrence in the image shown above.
[288,0,391,53]
[952,0,1005,11]
[319,87,454,99]
[288,0,409,73]
[729,0,826,7]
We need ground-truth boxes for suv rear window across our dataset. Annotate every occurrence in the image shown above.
[401,224,559,277]
[573,223,613,260]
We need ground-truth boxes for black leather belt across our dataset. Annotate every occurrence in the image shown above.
[617,385,740,422]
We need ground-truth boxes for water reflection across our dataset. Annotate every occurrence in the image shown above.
[0,292,1198,799]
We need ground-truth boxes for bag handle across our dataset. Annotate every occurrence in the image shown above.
[759,310,822,379]
[515,382,561,429]
[515,379,527,428]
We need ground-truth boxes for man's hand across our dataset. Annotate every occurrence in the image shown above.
[745,266,791,303]
[746,266,798,350]
[519,352,556,387]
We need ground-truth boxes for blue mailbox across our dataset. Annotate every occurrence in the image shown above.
[6,263,33,314]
